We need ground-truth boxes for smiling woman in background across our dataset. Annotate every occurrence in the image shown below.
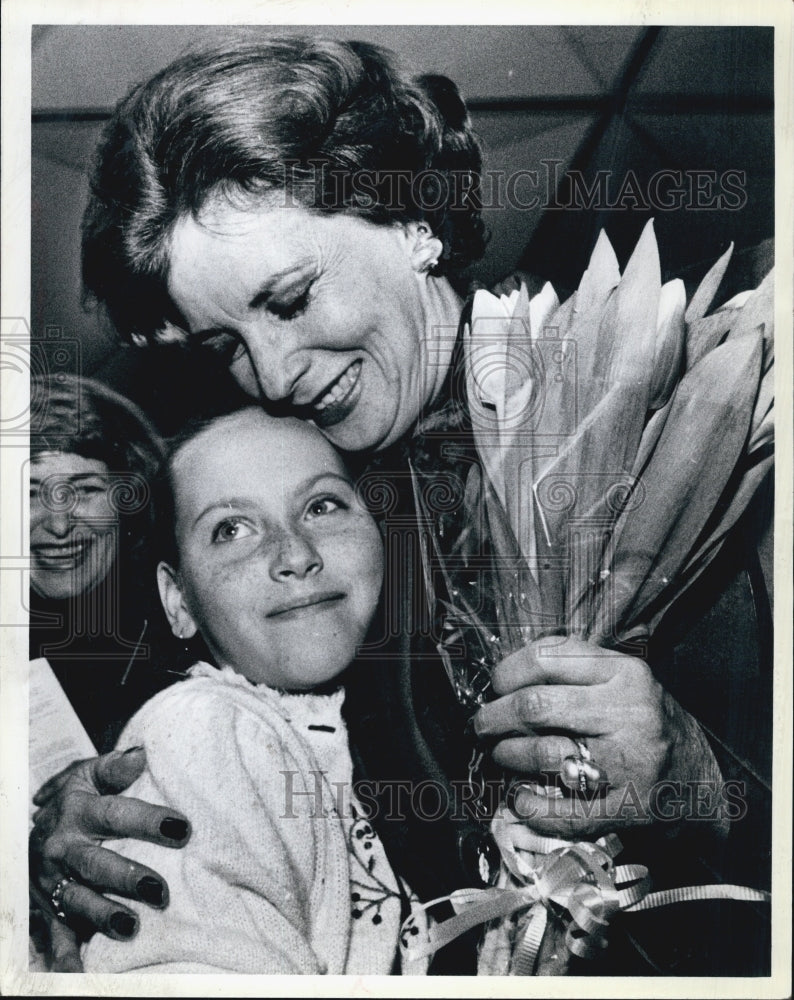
[29,374,177,752]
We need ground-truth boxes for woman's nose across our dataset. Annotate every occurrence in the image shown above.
[44,510,72,539]
[247,333,311,403]
[269,530,323,581]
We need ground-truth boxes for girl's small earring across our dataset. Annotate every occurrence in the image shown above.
[176,628,193,672]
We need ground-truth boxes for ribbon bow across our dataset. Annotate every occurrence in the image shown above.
[399,806,770,974]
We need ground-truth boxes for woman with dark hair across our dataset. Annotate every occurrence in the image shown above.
[29,374,179,752]
[31,38,773,975]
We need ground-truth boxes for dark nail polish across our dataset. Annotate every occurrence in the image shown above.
[136,876,164,906]
[159,817,188,842]
[110,912,137,938]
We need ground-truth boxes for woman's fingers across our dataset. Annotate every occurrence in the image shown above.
[506,784,651,839]
[28,749,192,942]
[33,747,146,808]
[76,793,190,845]
[91,746,147,795]
[490,734,578,775]
[30,780,189,930]
[32,757,97,807]
[490,635,626,696]
[46,915,84,973]
[61,844,168,908]
[51,879,140,941]
[31,793,189,881]
[474,684,612,739]
[29,861,148,964]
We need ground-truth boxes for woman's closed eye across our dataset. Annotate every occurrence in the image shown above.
[191,284,312,364]
[30,477,108,503]
[268,284,312,321]
[195,330,245,365]
[74,480,109,498]
[211,516,256,543]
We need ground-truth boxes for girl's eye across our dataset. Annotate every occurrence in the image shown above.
[212,517,255,543]
[306,496,346,518]
[269,285,312,321]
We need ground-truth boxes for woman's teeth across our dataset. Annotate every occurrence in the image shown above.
[34,541,88,568]
[314,360,362,412]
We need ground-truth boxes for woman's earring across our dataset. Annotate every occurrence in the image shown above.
[413,224,443,274]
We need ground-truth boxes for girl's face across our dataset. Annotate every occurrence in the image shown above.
[158,409,383,690]
[30,452,118,600]
[166,196,453,453]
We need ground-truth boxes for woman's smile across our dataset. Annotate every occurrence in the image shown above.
[312,360,363,426]
[32,538,94,571]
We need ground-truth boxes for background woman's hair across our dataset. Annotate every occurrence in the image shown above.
[31,373,164,476]
[81,36,486,344]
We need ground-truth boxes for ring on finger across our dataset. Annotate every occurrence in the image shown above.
[50,876,76,920]
[562,737,607,794]
[562,755,588,793]
[574,738,591,763]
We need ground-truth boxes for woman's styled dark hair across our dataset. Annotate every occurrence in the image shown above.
[31,374,165,564]
[81,36,486,344]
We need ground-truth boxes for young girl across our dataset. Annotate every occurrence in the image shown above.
[81,406,423,975]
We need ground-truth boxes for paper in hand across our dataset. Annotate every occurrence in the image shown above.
[28,657,96,824]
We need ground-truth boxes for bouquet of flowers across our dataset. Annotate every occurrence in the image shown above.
[427,219,773,715]
[405,221,774,972]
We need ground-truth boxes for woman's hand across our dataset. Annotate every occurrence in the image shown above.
[29,747,191,970]
[473,634,724,839]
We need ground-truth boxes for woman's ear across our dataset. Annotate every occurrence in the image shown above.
[156,561,198,639]
[405,222,443,274]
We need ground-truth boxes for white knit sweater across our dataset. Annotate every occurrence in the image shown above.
[82,662,419,975]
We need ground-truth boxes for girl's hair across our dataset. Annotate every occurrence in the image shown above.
[81,36,486,344]
[30,373,165,569]
[152,402,259,570]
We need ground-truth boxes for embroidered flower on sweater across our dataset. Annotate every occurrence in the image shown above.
[348,804,402,925]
